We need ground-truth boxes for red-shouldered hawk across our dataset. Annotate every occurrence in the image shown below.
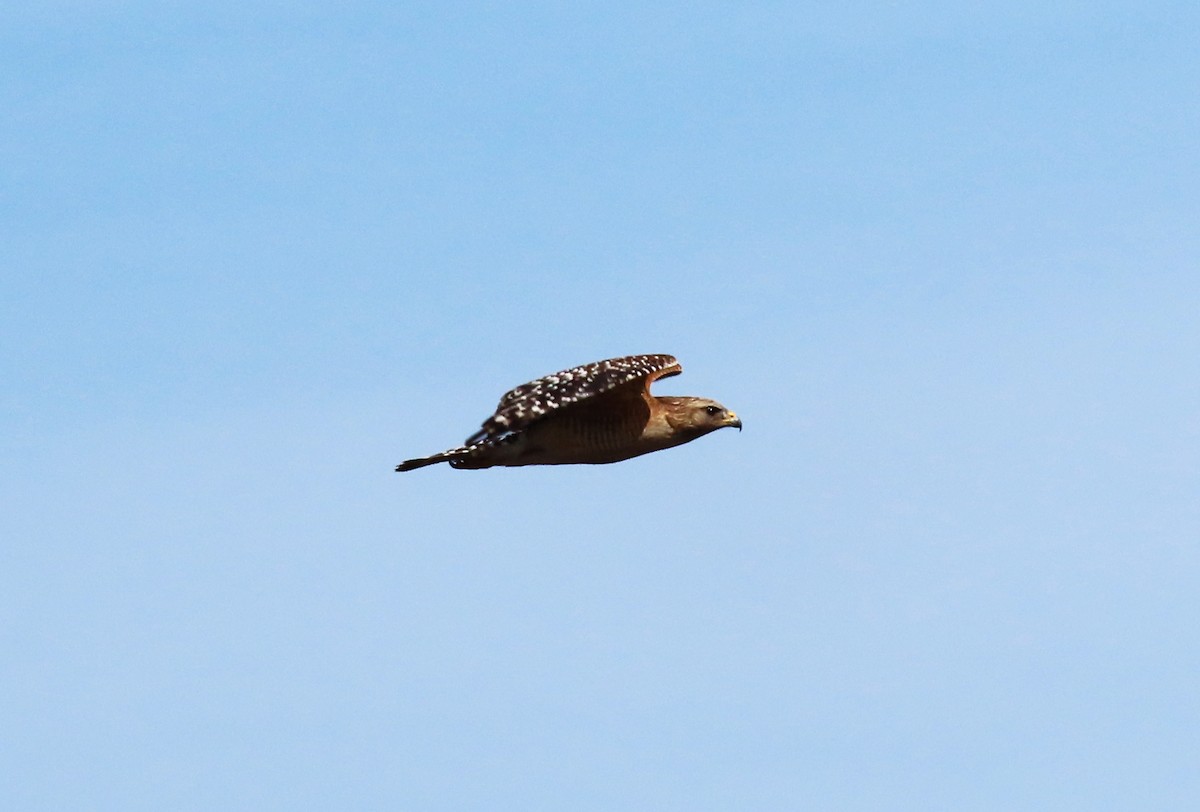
[395,354,741,471]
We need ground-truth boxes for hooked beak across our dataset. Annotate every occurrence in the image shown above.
[724,411,742,431]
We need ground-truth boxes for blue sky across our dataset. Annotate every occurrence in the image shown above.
[3,3,1199,810]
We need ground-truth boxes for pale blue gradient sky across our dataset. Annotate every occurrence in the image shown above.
[3,3,1199,810]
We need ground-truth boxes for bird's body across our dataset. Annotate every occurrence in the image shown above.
[395,354,740,472]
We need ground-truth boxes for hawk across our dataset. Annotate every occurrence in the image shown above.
[396,354,741,471]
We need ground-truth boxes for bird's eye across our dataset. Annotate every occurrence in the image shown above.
[704,405,722,416]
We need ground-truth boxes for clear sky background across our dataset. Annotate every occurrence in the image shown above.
[3,2,1199,810]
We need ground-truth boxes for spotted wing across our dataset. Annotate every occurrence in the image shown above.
[465,354,681,443]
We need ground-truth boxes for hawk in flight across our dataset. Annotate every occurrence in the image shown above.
[396,354,741,471]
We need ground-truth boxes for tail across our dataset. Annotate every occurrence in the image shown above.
[395,455,448,472]
[394,445,474,472]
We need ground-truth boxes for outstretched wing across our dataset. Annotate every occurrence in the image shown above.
[466,354,681,444]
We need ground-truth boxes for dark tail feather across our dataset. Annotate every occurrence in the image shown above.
[395,455,444,472]
[395,446,472,472]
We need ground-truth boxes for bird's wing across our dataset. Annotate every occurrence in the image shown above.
[465,354,681,443]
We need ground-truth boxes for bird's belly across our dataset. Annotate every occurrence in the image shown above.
[508,415,651,466]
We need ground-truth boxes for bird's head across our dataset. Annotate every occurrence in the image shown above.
[660,397,742,436]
